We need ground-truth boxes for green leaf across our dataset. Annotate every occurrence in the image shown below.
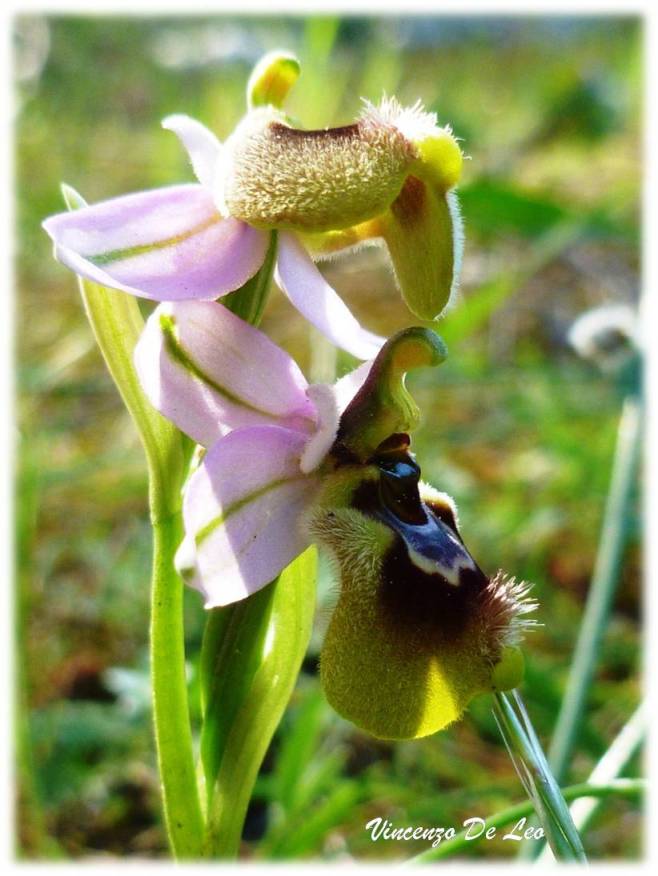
[222,231,277,325]
[269,780,361,858]
[201,547,317,858]
[270,687,327,813]
[459,179,566,239]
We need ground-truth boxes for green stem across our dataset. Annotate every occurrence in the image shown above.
[547,394,642,783]
[411,779,644,863]
[567,702,645,834]
[493,690,587,862]
[150,513,205,857]
[63,183,204,857]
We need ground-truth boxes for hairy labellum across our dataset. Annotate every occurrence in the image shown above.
[309,447,537,740]
[220,106,416,232]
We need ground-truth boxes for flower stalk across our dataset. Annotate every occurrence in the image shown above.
[411,778,643,863]
[150,510,204,858]
[547,394,642,783]
[535,702,645,863]
[492,690,587,862]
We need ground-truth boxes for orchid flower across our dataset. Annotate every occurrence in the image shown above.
[42,51,464,360]
[135,300,536,740]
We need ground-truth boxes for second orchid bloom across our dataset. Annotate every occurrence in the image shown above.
[43,52,463,359]
[136,300,535,740]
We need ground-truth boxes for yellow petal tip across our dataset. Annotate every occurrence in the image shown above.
[247,50,301,109]
[413,128,463,191]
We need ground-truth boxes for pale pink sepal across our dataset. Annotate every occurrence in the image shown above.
[42,184,268,301]
[134,300,317,448]
[162,114,222,191]
[274,232,385,360]
[176,426,320,607]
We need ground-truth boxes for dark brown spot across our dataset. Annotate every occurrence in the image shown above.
[351,476,383,516]
[368,433,411,457]
[328,441,362,468]
[269,121,360,143]
[378,535,487,641]
[390,175,427,228]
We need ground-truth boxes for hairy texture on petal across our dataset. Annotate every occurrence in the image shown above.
[135,300,317,448]
[309,501,489,739]
[479,573,539,653]
[221,106,416,232]
[275,233,385,360]
[177,426,320,607]
[43,184,269,301]
[363,98,463,192]
[360,97,442,144]
[162,114,222,190]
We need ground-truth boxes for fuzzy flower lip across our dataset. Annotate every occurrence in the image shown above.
[42,111,384,360]
[220,101,415,232]
[134,299,372,607]
[310,463,538,740]
[292,97,464,322]
[217,92,465,322]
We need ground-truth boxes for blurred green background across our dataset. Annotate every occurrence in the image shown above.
[15,14,642,861]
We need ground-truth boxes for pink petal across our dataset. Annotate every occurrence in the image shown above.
[274,233,385,360]
[134,300,317,448]
[162,114,222,191]
[43,184,268,301]
[176,426,320,607]
[300,360,374,474]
